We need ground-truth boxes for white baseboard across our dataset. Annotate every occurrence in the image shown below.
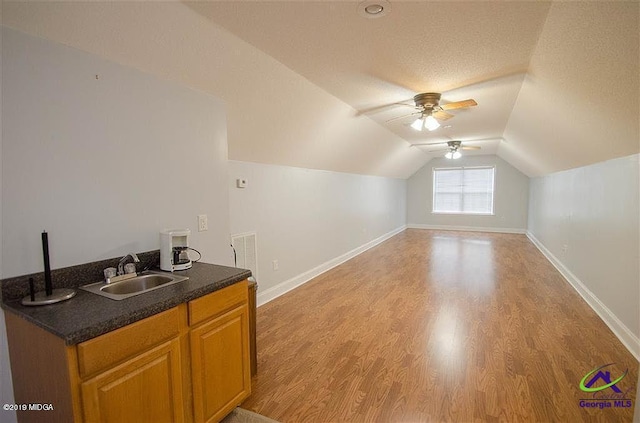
[407,223,526,234]
[257,225,406,306]
[526,231,640,362]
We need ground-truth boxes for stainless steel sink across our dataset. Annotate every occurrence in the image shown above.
[80,271,189,300]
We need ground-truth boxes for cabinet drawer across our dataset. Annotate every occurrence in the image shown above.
[77,307,181,378]
[189,280,248,326]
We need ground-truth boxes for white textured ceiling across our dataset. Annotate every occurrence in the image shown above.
[3,1,639,178]
[187,0,639,176]
[187,1,546,142]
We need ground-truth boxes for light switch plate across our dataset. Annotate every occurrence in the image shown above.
[197,214,208,232]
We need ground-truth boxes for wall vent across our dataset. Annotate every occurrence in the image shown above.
[231,232,258,280]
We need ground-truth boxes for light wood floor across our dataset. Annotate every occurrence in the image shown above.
[242,230,638,422]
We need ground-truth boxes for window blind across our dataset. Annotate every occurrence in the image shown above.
[433,167,495,214]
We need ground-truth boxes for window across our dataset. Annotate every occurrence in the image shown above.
[432,166,495,214]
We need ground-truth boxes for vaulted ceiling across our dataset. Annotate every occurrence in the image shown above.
[188,1,546,149]
[2,1,638,178]
[187,0,639,177]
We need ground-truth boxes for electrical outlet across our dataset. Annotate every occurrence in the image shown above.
[197,214,208,232]
[562,244,568,253]
[272,260,279,271]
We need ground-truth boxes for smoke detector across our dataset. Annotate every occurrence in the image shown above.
[358,0,391,19]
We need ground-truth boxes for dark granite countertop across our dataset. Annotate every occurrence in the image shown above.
[1,262,251,345]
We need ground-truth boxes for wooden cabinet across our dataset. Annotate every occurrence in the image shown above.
[5,280,251,423]
[76,307,183,379]
[189,281,251,423]
[75,307,187,423]
[4,311,80,423]
[80,338,185,423]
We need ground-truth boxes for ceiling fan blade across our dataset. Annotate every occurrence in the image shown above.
[433,110,454,120]
[440,99,478,110]
[410,141,450,147]
[385,112,421,123]
[461,146,481,150]
[356,101,416,116]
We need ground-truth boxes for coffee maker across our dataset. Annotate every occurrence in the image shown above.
[160,229,193,271]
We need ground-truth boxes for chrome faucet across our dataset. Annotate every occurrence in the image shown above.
[117,253,140,276]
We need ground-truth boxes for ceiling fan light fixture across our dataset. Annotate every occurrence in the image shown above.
[444,148,462,160]
[424,115,440,131]
[410,117,424,131]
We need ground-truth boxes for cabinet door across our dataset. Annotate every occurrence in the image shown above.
[81,338,184,423]
[190,304,251,423]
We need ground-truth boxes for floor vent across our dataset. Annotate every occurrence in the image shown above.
[231,232,258,280]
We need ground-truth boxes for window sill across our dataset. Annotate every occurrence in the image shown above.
[431,212,495,216]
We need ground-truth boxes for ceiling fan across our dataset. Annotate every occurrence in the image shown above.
[387,93,477,131]
[412,140,481,159]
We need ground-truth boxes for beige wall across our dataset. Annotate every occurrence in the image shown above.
[229,160,406,301]
[528,154,640,357]
[2,28,233,277]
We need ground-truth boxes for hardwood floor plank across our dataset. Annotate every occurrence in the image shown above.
[242,230,638,422]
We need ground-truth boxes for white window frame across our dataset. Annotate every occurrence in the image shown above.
[432,166,496,215]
